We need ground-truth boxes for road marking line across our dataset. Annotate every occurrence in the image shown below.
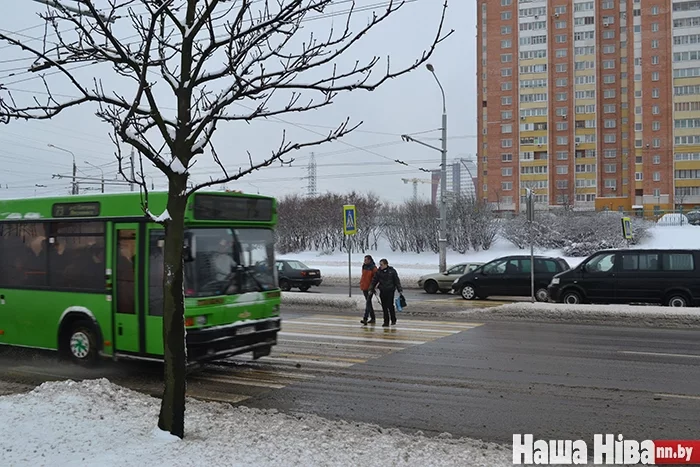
[279,331,425,345]
[654,393,700,401]
[619,351,700,359]
[258,357,355,367]
[301,315,483,328]
[192,375,286,389]
[284,321,464,333]
[274,352,366,363]
[275,339,405,351]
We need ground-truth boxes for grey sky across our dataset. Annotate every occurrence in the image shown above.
[0,1,476,203]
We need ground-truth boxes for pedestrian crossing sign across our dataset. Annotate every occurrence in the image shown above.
[343,205,357,235]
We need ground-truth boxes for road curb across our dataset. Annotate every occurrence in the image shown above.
[281,295,700,328]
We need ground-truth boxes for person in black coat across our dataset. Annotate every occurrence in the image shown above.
[369,258,403,327]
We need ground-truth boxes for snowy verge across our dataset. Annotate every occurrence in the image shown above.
[455,302,700,329]
[0,379,511,467]
[312,271,424,289]
[282,291,367,310]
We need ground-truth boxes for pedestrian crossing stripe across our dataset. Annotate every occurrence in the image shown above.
[0,315,484,405]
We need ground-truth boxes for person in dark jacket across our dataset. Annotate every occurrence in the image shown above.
[369,258,403,327]
[359,255,378,325]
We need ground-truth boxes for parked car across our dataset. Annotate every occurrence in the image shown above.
[418,262,484,294]
[452,255,570,301]
[548,249,700,307]
[275,259,322,292]
[686,210,700,226]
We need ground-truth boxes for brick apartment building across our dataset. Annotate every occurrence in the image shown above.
[477,0,700,215]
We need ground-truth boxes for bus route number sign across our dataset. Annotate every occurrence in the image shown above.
[52,202,101,218]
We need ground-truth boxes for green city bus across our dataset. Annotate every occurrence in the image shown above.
[0,191,281,365]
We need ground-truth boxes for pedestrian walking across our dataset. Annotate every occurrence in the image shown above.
[369,258,403,327]
[359,255,378,325]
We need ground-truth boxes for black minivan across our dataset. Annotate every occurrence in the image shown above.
[452,255,570,301]
[548,249,700,307]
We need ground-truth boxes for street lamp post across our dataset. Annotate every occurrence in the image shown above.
[48,144,77,195]
[84,161,104,193]
[399,64,448,272]
[425,63,448,275]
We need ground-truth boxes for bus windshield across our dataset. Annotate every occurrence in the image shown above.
[184,227,276,297]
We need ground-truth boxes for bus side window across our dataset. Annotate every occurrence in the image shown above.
[148,233,165,316]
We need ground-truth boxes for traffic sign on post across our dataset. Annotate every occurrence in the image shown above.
[343,204,357,235]
[621,217,633,240]
[343,205,357,297]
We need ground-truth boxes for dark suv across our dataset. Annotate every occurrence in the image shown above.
[452,255,570,301]
[548,249,700,307]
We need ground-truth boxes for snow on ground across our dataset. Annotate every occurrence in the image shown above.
[280,225,700,286]
[0,379,512,467]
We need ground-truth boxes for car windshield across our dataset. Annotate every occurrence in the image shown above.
[285,260,309,270]
[183,227,276,297]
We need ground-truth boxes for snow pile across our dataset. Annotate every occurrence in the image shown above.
[282,291,367,310]
[0,379,511,467]
[463,302,700,328]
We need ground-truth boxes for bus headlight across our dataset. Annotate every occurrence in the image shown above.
[196,316,208,326]
[551,278,560,285]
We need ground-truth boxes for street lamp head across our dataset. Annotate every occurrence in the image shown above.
[426,63,435,72]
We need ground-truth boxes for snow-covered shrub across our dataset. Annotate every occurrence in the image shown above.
[501,210,653,256]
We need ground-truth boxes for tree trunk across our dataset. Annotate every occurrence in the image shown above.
[158,180,188,438]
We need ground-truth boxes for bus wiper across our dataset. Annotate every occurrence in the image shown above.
[242,265,265,292]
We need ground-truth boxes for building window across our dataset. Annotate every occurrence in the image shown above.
[635,172,643,181]
[603,60,615,69]
[635,122,643,131]
[501,124,513,133]
[556,92,567,101]
[653,172,661,182]
[557,151,568,160]
[653,121,661,131]
[501,139,513,148]
[501,53,512,63]
[556,122,568,131]
[502,153,513,162]
[652,88,660,98]
[605,179,617,189]
[604,134,617,143]
[501,82,512,91]
[604,89,616,99]
[501,0,512,5]
[501,39,512,48]
[651,23,659,32]
[502,182,513,191]
[653,138,661,148]
[557,136,569,145]
[652,72,660,81]
[555,21,567,29]
[651,5,659,15]
[501,11,511,20]
[501,26,512,34]
[604,119,616,128]
[604,164,617,173]
[556,64,567,72]
[653,155,661,164]
[556,49,567,58]
[501,111,513,120]
[652,105,660,115]
[502,167,513,176]
[652,56,659,65]
[651,40,659,49]
[501,96,512,105]
[556,165,568,174]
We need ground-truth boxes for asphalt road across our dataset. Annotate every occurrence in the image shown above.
[244,316,700,444]
[1,310,698,445]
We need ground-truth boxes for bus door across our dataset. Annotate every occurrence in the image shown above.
[113,223,144,354]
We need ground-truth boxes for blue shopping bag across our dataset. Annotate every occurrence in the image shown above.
[395,296,403,312]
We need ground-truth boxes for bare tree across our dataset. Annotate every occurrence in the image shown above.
[0,0,450,438]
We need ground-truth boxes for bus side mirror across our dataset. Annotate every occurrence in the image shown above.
[183,232,196,262]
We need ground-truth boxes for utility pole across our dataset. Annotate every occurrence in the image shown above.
[48,144,77,195]
[85,161,105,193]
[400,63,448,273]
[130,148,135,192]
[307,152,317,196]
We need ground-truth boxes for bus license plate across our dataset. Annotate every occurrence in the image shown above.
[237,325,255,335]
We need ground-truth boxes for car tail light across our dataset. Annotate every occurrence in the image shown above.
[301,271,307,276]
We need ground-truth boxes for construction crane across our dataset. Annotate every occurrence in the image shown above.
[402,177,433,201]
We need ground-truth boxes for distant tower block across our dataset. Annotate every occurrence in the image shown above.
[307,152,317,197]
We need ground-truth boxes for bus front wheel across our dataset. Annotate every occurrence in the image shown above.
[64,320,99,366]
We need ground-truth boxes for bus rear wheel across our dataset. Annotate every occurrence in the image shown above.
[65,320,99,366]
